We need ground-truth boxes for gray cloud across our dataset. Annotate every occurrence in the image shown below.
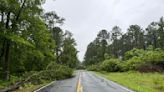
[43,0,164,61]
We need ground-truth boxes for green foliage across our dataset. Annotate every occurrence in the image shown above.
[124,56,143,71]
[84,17,164,67]
[0,63,73,90]
[142,50,164,65]
[89,48,164,72]
[87,64,101,71]
[124,48,164,72]
[45,62,73,79]
[21,63,73,85]
[0,76,19,89]
[101,59,122,72]
[0,0,78,83]
[59,31,79,68]
[0,33,34,48]
[84,30,109,66]
[124,48,145,60]
[0,0,56,80]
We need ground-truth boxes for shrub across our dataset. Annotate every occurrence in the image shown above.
[125,56,143,71]
[101,59,122,72]
[137,50,164,72]
[124,48,145,60]
[143,50,164,65]
[87,48,164,72]
[87,64,101,71]
[76,65,86,70]
[124,49,164,72]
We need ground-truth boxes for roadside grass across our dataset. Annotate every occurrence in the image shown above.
[0,76,19,89]
[0,76,51,92]
[95,71,164,92]
[12,80,51,92]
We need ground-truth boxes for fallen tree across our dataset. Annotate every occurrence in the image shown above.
[0,63,73,92]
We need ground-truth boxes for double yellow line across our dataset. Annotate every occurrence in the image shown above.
[76,73,83,92]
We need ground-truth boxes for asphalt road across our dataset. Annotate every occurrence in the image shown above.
[36,71,134,92]
[35,72,79,92]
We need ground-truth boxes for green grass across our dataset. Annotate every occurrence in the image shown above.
[95,71,164,92]
[0,76,51,92]
[12,80,51,92]
[0,76,20,89]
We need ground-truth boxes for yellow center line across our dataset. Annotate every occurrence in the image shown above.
[76,72,83,92]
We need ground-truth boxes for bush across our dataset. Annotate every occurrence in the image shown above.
[136,50,164,72]
[86,48,164,72]
[143,50,164,65]
[87,64,101,71]
[124,48,145,60]
[76,65,86,70]
[124,49,164,72]
[101,59,122,72]
[124,56,143,71]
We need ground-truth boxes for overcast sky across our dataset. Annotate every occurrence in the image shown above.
[43,0,164,61]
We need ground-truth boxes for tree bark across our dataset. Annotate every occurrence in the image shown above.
[0,40,5,59]
[0,11,5,61]
[1,11,4,23]
[16,0,26,20]
[2,12,11,80]
[3,41,10,80]
[2,0,27,80]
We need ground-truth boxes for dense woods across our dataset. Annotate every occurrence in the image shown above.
[0,0,78,90]
[84,17,164,72]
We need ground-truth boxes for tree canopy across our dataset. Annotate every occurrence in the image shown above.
[0,0,79,81]
[84,17,164,66]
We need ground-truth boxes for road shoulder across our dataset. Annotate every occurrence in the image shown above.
[92,71,135,92]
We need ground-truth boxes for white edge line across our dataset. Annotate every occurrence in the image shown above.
[33,81,55,92]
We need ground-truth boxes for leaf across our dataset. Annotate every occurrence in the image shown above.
[0,32,34,48]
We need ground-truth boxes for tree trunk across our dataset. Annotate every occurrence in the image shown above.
[1,11,4,23]
[153,33,157,48]
[2,11,11,80]
[56,48,59,63]
[3,40,11,80]
[0,40,5,60]
[0,40,6,79]
[1,0,27,80]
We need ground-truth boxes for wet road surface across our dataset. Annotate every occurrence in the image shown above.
[36,71,134,92]
[81,71,133,92]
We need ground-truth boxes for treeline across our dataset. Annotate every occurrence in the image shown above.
[0,0,78,83]
[84,17,164,72]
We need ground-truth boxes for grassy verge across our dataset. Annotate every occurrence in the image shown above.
[0,76,51,92]
[95,71,164,92]
[0,76,19,89]
[12,80,51,92]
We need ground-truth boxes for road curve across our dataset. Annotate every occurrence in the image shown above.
[36,70,134,92]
